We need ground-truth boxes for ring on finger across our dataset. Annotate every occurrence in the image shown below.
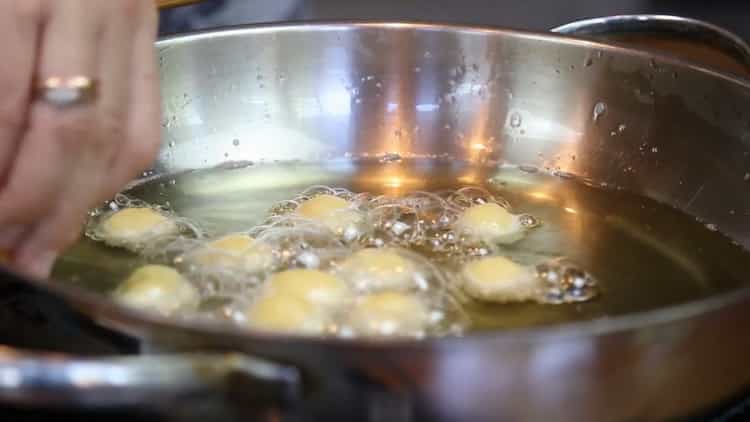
[36,76,98,108]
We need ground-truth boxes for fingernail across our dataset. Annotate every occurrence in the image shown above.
[19,250,57,279]
[0,225,25,249]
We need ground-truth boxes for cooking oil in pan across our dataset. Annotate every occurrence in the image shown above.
[53,158,750,334]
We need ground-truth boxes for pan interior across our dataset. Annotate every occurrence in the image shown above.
[52,157,750,332]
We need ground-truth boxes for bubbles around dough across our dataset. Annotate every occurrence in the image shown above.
[461,256,538,303]
[98,208,179,251]
[295,194,362,236]
[264,269,349,309]
[245,294,329,335]
[188,234,274,273]
[337,248,416,292]
[113,265,199,316]
[346,291,429,337]
[454,203,527,244]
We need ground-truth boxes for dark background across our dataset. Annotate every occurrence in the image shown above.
[159,0,750,41]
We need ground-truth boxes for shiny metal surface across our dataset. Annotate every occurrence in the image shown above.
[4,20,750,421]
[0,345,299,407]
[553,14,750,76]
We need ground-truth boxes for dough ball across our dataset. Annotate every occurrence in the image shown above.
[98,208,179,251]
[295,194,362,237]
[346,291,429,337]
[113,265,199,316]
[461,256,537,303]
[245,293,329,335]
[337,248,416,292]
[296,194,349,218]
[454,203,527,244]
[264,269,349,309]
[188,234,274,274]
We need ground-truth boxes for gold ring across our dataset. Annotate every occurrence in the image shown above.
[36,76,98,108]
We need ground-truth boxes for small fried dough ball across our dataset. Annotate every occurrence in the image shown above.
[245,294,329,335]
[188,234,274,273]
[346,291,429,337]
[264,269,349,309]
[460,256,538,303]
[296,194,362,237]
[454,203,529,245]
[337,248,416,292]
[113,265,199,316]
[97,208,179,251]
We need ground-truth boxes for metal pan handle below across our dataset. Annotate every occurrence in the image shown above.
[551,14,750,77]
[0,345,300,409]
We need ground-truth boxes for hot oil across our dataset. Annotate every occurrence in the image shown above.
[53,158,750,332]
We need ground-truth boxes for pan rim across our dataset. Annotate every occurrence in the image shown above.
[158,19,750,91]
[17,264,750,350]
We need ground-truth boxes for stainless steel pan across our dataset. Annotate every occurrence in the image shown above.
[2,16,750,421]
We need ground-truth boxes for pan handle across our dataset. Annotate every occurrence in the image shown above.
[0,345,300,408]
[551,15,750,77]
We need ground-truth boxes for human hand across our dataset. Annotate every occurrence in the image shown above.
[0,0,161,277]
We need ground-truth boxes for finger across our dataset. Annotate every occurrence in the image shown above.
[13,202,84,278]
[0,2,43,245]
[0,225,27,250]
[94,0,141,201]
[0,224,28,268]
[0,1,102,227]
[0,1,42,187]
[55,0,141,208]
[14,2,149,276]
[107,1,161,194]
[0,2,103,275]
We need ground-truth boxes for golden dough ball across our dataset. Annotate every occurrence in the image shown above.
[461,256,537,303]
[296,194,349,218]
[264,269,349,309]
[113,265,199,316]
[190,234,274,273]
[347,291,429,337]
[454,203,526,244]
[245,293,329,335]
[338,248,416,292]
[295,194,361,235]
[98,208,179,250]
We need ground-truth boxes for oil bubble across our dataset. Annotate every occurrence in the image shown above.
[509,112,522,128]
[592,102,606,122]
